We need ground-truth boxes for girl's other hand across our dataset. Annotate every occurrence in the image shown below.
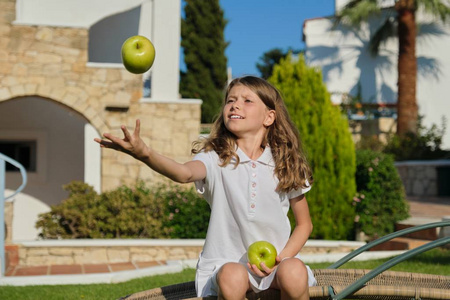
[247,255,281,277]
[94,119,149,160]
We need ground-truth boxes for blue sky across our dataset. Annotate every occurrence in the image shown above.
[181,0,335,77]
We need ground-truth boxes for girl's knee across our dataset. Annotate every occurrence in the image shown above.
[276,259,309,299]
[217,263,247,280]
[216,263,249,295]
[277,258,308,284]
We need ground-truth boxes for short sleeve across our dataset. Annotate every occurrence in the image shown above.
[192,151,211,195]
[287,179,312,199]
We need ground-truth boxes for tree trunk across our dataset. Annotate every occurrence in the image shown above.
[395,0,418,135]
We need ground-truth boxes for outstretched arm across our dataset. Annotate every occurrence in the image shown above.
[94,119,206,183]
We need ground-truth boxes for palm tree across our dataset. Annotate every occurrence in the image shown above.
[337,0,450,136]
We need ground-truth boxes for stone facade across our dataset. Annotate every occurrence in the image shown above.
[19,245,204,266]
[101,101,201,191]
[396,164,437,196]
[16,240,365,267]
[395,160,450,196]
[349,117,396,144]
[0,0,201,192]
[4,201,13,242]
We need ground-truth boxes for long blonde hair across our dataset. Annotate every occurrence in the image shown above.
[192,76,313,193]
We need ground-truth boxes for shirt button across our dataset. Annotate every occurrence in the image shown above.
[251,193,256,198]
[251,203,256,209]
[252,173,256,178]
[251,163,256,168]
[252,182,257,188]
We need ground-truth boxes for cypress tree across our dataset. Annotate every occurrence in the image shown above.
[256,48,304,79]
[270,55,357,240]
[180,0,228,123]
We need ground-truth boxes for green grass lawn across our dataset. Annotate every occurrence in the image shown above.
[0,248,448,300]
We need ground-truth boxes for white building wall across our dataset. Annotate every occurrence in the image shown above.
[304,9,450,148]
[9,190,50,241]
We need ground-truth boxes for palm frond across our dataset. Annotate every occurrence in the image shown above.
[418,0,450,22]
[338,0,381,26]
[342,0,365,11]
[368,17,397,56]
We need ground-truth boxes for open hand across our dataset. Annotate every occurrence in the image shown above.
[247,255,281,277]
[94,119,149,160]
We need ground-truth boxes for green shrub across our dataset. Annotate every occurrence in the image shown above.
[354,150,409,239]
[36,182,98,239]
[270,54,357,240]
[96,183,169,238]
[36,181,210,239]
[355,134,386,152]
[36,181,169,239]
[158,184,210,239]
[384,117,449,161]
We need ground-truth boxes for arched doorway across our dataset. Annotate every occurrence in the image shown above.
[0,96,101,240]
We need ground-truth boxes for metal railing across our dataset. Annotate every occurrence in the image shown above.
[0,153,27,276]
[327,221,450,300]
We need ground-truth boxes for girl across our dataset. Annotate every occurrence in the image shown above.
[95,76,316,300]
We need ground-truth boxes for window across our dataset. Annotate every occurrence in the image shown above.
[143,76,152,98]
[0,141,37,172]
[88,6,141,64]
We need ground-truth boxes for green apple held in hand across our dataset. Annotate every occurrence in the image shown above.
[121,35,156,74]
[247,241,277,271]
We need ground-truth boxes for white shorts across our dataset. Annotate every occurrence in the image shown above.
[195,255,317,297]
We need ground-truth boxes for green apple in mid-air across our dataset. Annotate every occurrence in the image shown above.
[121,35,155,74]
[247,241,277,271]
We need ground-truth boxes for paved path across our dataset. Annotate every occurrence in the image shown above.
[6,261,165,277]
[407,196,450,220]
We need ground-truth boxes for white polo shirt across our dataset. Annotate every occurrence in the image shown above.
[193,147,316,296]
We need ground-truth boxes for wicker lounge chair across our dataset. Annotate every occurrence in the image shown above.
[119,221,450,300]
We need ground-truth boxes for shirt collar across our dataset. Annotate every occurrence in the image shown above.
[235,146,275,166]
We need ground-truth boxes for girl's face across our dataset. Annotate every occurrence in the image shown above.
[223,84,275,139]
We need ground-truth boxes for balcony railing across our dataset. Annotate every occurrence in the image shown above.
[0,153,27,276]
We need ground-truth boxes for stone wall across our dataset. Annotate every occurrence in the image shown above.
[0,0,201,192]
[349,117,396,144]
[15,240,365,267]
[395,160,450,196]
[101,100,201,191]
[18,242,203,266]
[4,201,13,242]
